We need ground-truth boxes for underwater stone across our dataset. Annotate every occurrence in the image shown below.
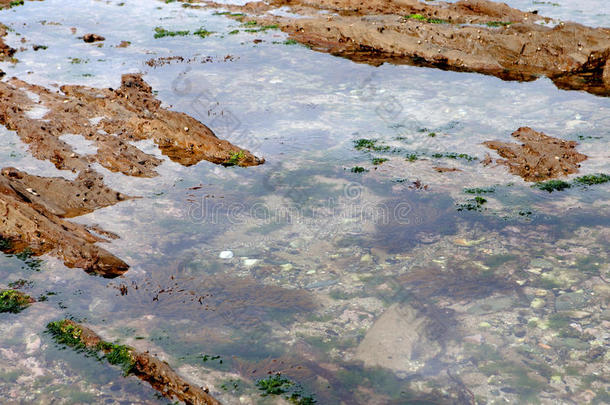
[219,250,234,259]
[555,292,588,311]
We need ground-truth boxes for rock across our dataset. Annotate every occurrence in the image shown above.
[484,127,587,182]
[555,292,588,311]
[464,334,484,344]
[360,254,373,263]
[82,33,105,43]
[216,0,610,96]
[530,298,546,309]
[354,304,441,373]
[551,337,589,350]
[219,250,234,259]
[467,296,514,315]
[243,258,258,267]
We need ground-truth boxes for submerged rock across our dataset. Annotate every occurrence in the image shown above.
[0,289,34,313]
[354,304,441,373]
[47,320,221,405]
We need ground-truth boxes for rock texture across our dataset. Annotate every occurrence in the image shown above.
[205,0,610,96]
[0,74,263,276]
[484,127,587,181]
[354,304,441,373]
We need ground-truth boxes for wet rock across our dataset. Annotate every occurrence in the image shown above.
[0,22,15,60]
[47,320,221,405]
[215,0,610,96]
[467,296,514,315]
[0,289,34,313]
[530,297,546,309]
[1,167,131,218]
[484,127,587,182]
[0,74,263,177]
[555,292,588,311]
[82,33,105,43]
[0,172,129,277]
[354,304,441,373]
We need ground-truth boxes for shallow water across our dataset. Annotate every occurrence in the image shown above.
[1,0,609,404]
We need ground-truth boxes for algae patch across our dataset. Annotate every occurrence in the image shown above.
[0,289,33,313]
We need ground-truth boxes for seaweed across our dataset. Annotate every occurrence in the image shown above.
[153,27,190,39]
[194,28,214,38]
[223,150,246,166]
[47,320,86,348]
[533,180,571,192]
[0,289,33,313]
[353,139,390,152]
[573,173,610,186]
[350,166,368,173]
[404,14,448,24]
[256,373,316,404]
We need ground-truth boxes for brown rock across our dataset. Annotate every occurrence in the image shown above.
[483,127,587,181]
[0,74,263,177]
[354,304,441,373]
[82,33,105,43]
[55,320,221,405]
[0,22,15,60]
[0,172,129,277]
[1,167,132,218]
[209,0,610,96]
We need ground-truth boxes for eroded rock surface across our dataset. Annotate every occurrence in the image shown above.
[0,74,263,276]
[0,74,263,177]
[484,127,587,181]
[1,167,131,218]
[0,171,129,277]
[206,0,610,96]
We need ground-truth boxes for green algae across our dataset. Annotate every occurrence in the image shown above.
[256,373,316,404]
[350,166,368,173]
[353,139,390,152]
[371,157,388,165]
[96,341,136,375]
[573,173,610,186]
[47,320,85,349]
[0,289,32,313]
[153,27,189,39]
[464,187,496,194]
[47,320,136,375]
[404,14,448,24]
[223,150,246,166]
[534,180,571,192]
[193,28,214,38]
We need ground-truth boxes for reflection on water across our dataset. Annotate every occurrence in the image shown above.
[0,0,609,403]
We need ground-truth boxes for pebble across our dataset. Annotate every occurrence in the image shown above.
[360,254,373,263]
[243,258,258,267]
[530,298,546,309]
[219,250,234,259]
[280,263,293,271]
